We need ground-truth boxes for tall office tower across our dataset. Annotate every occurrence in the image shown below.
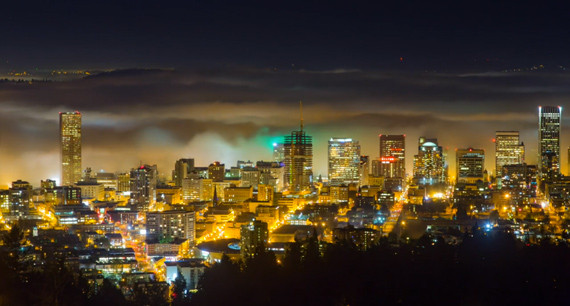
[413,137,446,185]
[538,106,561,179]
[379,135,406,178]
[173,158,195,187]
[208,162,225,182]
[379,134,406,190]
[495,131,525,177]
[328,138,361,185]
[456,148,485,183]
[60,111,82,186]
[283,102,313,192]
[273,143,285,162]
[130,164,158,211]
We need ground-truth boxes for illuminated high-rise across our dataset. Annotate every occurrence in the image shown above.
[60,111,82,186]
[413,137,445,185]
[538,106,561,179]
[130,164,158,211]
[495,131,524,177]
[379,134,405,178]
[379,134,405,190]
[456,148,485,184]
[284,102,313,192]
[328,138,360,185]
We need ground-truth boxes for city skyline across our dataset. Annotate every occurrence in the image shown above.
[1,102,569,186]
[2,2,570,304]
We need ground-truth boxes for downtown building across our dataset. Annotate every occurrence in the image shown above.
[456,148,485,184]
[173,158,195,187]
[60,111,82,186]
[379,134,406,191]
[328,138,361,186]
[283,124,313,193]
[413,137,446,185]
[495,131,525,177]
[130,164,158,211]
[240,220,268,259]
[146,210,196,242]
[538,106,561,180]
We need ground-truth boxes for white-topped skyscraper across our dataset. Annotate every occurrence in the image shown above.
[413,137,446,185]
[60,111,82,186]
[538,106,561,179]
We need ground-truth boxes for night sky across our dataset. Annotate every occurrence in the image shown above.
[1,0,570,184]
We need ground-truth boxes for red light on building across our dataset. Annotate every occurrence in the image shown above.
[381,156,397,163]
[492,138,496,143]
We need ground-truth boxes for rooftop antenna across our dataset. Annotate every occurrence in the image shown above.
[300,100,304,131]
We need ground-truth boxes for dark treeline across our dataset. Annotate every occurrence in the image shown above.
[0,224,166,306]
[191,230,570,306]
[3,224,570,305]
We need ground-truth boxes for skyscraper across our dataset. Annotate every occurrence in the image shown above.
[60,111,82,186]
[379,134,406,190]
[495,131,524,177]
[173,158,195,187]
[456,148,485,184]
[413,137,445,185]
[379,134,406,178]
[538,106,561,179]
[284,102,313,192]
[130,164,158,211]
[328,138,361,185]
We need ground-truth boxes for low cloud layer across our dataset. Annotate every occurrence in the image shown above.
[1,67,569,185]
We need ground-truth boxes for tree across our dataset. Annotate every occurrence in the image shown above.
[172,267,189,306]
[88,278,128,306]
[131,282,169,306]
[2,224,25,269]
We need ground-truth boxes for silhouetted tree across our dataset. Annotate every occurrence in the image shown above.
[172,267,190,306]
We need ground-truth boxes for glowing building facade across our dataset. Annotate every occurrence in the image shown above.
[495,131,524,177]
[413,137,446,185]
[538,106,561,179]
[379,134,406,190]
[379,134,406,178]
[328,138,361,185]
[284,129,313,192]
[456,148,485,184]
[60,111,82,186]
